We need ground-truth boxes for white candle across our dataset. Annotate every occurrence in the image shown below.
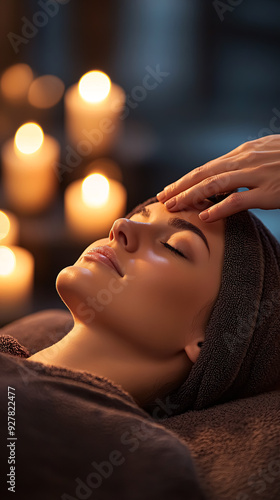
[64,70,125,155]
[65,173,127,241]
[1,122,60,214]
[0,245,34,324]
[0,210,19,245]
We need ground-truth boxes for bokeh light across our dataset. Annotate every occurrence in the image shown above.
[14,123,44,155]
[78,71,111,103]
[0,246,16,276]
[82,173,110,207]
[0,211,10,241]
[28,75,65,109]
[0,63,33,102]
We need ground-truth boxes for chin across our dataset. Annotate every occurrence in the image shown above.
[56,266,92,314]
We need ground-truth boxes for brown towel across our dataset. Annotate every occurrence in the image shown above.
[0,339,206,500]
[0,334,30,358]
[161,389,280,500]
[0,309,73,355]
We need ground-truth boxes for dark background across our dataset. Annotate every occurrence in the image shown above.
[0,0,279,322]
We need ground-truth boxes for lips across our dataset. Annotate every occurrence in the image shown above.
[82,246,123,277]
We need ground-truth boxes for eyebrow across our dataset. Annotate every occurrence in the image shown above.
[132,206,210,254]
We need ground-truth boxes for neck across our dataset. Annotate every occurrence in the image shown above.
[26,320,191,407]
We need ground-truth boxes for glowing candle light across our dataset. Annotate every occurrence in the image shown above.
[65,173,127,241]
[15,122,44,155]
[28,75,65,109]
[0,245,34,324]
[64,70,125,156]
[0,212,10,241]
[0,246,16,275]
[1,122,60,214]
[82,173,110,207]
[0,63,34,103]
[0,210,19,245]
[79,71,111,103]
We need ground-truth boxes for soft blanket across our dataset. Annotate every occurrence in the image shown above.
[161,389,280,499]
[0,335,204,500]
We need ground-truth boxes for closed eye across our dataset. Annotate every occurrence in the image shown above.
[160,241,187,259]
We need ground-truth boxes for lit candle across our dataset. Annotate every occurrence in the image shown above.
[65,173,127,241]
[0,210,19,245]
[64,70,125,155]
[1,122,60,214]
[0,245,34,324]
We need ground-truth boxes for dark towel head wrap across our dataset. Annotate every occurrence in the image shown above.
[126,196,280,416]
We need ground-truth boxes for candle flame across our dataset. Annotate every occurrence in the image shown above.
[0,246,16,276]
[82,173,110,207]
[78,71,111,103]
[14,122,44,155]
[0,211,10,240]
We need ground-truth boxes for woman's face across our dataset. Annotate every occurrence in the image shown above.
[57,202,225,361]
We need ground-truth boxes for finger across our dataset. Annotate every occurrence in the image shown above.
[165,168,258,211]
[157,145,280,203]
[251,134,280,150]
[198,188,262,222]
[157,155,239,202]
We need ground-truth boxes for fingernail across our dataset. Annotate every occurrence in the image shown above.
[156,191,165,201]
[199,210,209,221]
[165,198,176,209]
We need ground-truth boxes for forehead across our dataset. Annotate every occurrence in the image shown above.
[130,201,225,241]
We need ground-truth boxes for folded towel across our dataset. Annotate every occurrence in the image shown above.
[0,334,30,357]
[0,309,73,354]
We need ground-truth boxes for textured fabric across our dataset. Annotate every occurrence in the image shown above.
[0,338,205,500]
[0,334,29,358]
[0,309,73,354]
[161,389,280,500]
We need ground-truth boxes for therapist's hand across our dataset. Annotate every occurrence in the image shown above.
[156,135,280,222]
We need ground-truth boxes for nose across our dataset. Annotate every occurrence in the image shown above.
[109,218,139,252]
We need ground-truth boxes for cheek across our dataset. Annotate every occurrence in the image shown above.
[118,262,205,357]
[119,259,202,333]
